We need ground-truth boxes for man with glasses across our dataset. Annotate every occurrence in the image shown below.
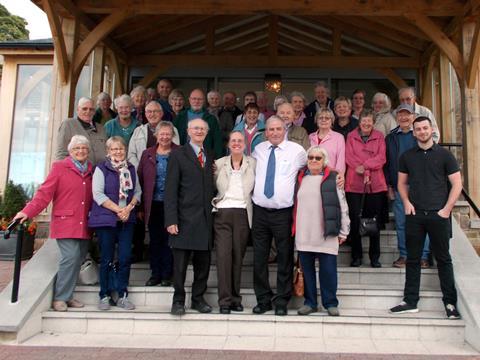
[173,88,223,158]
[55,97,107,165]
[165,118,215,315]
[396,87,440,143]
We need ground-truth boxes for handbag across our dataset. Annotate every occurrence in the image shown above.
[358,184,379,237]
[78,258,99,285]
[293,257,304,297]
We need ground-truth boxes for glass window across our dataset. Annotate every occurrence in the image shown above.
[8,65,53,194]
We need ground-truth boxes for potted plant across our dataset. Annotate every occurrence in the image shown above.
[0,181,36,260]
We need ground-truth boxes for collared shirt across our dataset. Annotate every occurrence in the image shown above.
[252,139,307,209]
[189,141,205,164]
[398,143,459,210]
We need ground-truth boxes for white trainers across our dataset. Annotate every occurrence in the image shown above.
[117,295,135,310]
[98,296,111,311]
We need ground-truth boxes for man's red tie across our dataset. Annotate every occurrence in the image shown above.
[198,149,204,168]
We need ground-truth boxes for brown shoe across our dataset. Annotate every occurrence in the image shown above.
[393,256,406,268]
[420,259,430,269]
[67,299,84,308]
[52,300,67,312]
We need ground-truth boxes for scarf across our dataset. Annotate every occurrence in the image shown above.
[70,156,89,174]
[109,158,133,200]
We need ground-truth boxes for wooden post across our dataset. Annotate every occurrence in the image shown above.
[91,45,105,98]
[439,53,454,143]
[461,20,480,207]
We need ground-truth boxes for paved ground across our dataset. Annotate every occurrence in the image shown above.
[0,347,478,360]
[0,260,16,292]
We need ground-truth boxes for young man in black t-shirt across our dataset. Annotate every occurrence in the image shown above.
[390,116,463,319]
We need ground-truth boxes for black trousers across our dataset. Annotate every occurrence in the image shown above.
[346,192,385,262]
[214,208,250,306]
[252,204,293,307]
[404,211,457,307]
[171,248,211,305]
[148,201,173,280]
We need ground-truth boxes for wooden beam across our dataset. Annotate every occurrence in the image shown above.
[269,15,278,63]
[406,13,464,80]
[332,28,341,56]
[279,27,330,53]
[138,66,170,88]
[71,0,464,16]
[367,16,431,41]
[215,31,267,53]
[91,45,105,97]
[439,53,454,142]
[55,0,127,63]
[108,50,124,94]
[421,53,437,108]
[42,0,69,83]
[72,10,130,80]
[130,54,420,68]
[375,68,408,89]
[467,18,480,88]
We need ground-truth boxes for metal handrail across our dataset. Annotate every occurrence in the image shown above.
[3,219,23,303]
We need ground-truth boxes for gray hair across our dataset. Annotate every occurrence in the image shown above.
[307,146,329,166]
[168,89,185,103]
[276,102,294,114]
[334,96,352,109]
[114,94,133,108]
[289,91,307,104]
[398,86,416,97]
[273,95,288,111]
[207,90,221,100]
[314,81,329,91]
[314,108,335,125]
[372,92,391,112]
[265,115,285,128]
[67,135,90,152]
[106,136,126,150]
[130,85,147,99]
[77,97,94,108]
[96,92,111,105]
[154,121,175,136]
[187,118,209,131]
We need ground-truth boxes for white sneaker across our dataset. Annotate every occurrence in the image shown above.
[117,295,135,310]
[98,296,111,311]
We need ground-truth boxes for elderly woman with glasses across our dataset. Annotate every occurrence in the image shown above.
[130,85,147,124]
[14,135,94,312]
[293,146,350,316]
[89,136,142,311]
[168,89,186,118]
[372,92,397,137]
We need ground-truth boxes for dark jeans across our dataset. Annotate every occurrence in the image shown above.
[346,192,385,262]
[96,222,134,298]
[132,221,145,260]
[148,201,173,280]
[299,251,338,309]
[214,208,250,306]
[404,211,457,306]
[172,248,211,305]
[252,204,293,307]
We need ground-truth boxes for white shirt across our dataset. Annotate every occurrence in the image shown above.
[216,170,247,209]
[252,139,307,209]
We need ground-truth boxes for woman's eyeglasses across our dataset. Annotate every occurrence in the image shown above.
[307,155,323,161]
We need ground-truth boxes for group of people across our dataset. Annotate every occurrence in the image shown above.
[13,79,462,320]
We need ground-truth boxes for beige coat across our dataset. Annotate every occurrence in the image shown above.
[212,155,256,227]
[287,124,310,151]
[55,118,107,165]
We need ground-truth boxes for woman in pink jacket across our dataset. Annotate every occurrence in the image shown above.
[345,109,387,268]
[13,135,94,312]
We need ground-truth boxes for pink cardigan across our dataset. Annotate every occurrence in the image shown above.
[345,129,387,194]
[22,157,93,240]
[309,130,346,174]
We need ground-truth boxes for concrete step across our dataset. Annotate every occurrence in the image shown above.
[129,263,441,289]
[41,305,465,344]
[73,284,445,311]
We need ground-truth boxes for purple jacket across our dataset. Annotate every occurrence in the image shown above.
[88,160,137,228]
[137,144,178,225]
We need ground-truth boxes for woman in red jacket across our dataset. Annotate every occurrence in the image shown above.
[13,135,94,311]
[345,109,387,268]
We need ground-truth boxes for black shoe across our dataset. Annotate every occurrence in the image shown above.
[275,306,288,316]
[370,260,382,268]
[350,258,362,267]
[191,301,212,313]
[445,304,461,319]
[230,303,244,312]
[252,303,272,314]
[145,276,161,286]
[220,306,231,314]
[171,302,185,315]
[160,279,172,287]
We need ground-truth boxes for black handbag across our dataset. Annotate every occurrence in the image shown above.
[358,184,379,237]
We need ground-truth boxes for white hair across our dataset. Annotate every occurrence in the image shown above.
[67,135,90,152]
[307,145,329,166]
[114,94,133,108]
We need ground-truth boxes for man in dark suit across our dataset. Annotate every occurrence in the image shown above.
[164,118,215,315]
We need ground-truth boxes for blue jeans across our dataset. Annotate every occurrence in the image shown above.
[96,222,134,298]
[394,191,430,260]
[298,251,338,309]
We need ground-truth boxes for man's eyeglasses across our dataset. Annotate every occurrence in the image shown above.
[189,126,207,132]
[307,155,323,161]
[80,107,96,112]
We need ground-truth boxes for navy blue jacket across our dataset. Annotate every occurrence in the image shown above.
[384,126,417,190]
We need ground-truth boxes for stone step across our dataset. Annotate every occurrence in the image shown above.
[41,305,465,343]
[128,263,441,289]
[73,284,445,311]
